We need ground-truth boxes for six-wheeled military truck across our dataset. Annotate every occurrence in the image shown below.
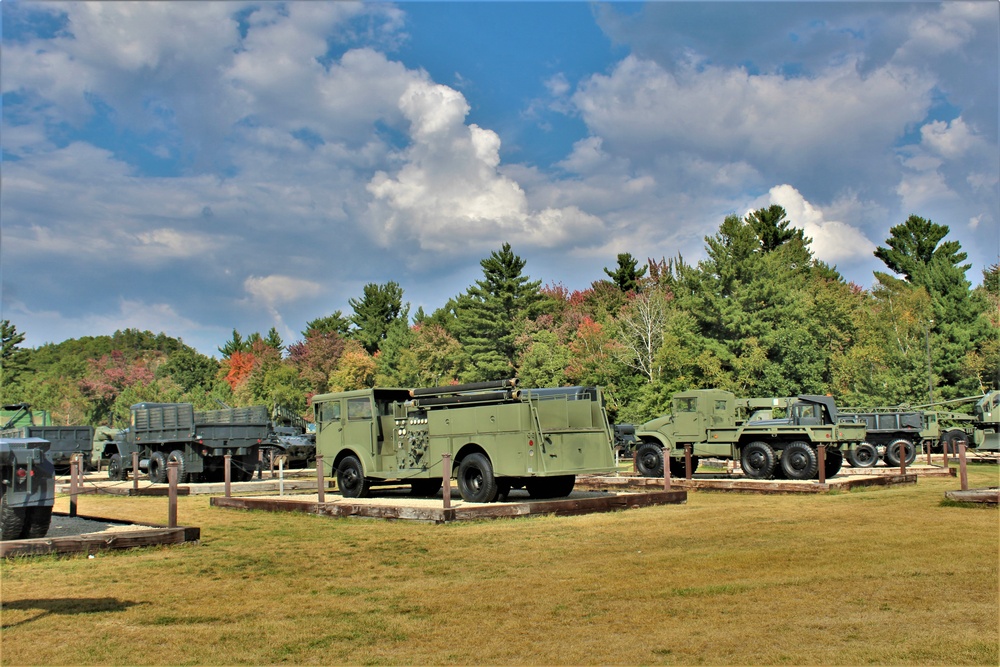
[634,389,866,480]
[313,380,618,502]
[1,404,94,474]
[837,409,925,468]
[1,437,56,541]
[108,403,266,483]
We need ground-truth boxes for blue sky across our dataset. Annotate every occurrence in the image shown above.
[2,1,997,357]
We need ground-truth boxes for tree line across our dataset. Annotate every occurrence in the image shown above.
[1,211,996,427]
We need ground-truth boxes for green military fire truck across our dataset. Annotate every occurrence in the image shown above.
[312,380,617,503]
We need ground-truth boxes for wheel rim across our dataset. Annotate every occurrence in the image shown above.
[464,469,483,493]
[786,450,808,472]
[341,467,360,491]
[746,450,765,472]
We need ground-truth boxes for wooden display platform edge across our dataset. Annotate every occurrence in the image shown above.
[578,474,918,494]
[944,488,999,505]
[211,490,687,523]
[57,479,333,496]
[1,513,200,558]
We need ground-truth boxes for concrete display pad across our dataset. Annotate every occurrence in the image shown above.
[1,513,200,558]
[211,487,687,523]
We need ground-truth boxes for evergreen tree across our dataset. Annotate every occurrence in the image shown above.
[454,243,545,380]
[302,311,350,338]
[603,252,648,293]
[0,320,28,393]
[875,215,986,397]
[218,329,249,358]
[263,327,284,354]
[348,281,408,355]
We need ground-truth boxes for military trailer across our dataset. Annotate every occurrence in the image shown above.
[634,389,867,481]
[1,437,56,541]
[1,404,94,473]
[108,403,266,483]
[837,409,924,467]
[312,380,618,503]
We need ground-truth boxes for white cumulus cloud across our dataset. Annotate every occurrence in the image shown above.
[754,185,877,264]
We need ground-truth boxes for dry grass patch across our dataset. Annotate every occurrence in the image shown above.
[1,465,997,665]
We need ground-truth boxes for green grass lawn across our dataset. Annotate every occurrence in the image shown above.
[2,465,997,665]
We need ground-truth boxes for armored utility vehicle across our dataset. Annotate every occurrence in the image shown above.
[313,380,617,502]
[108,403,266,483]
[1,437,56,540]
[260,404,315,469]
[1,403,94,473]
[635,389,866,480]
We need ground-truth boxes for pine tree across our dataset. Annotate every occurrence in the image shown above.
[454,243,545,380]
[348,282,408,355]
[603,252,648,293]
[0,320,28,392]
[875,215,986,397]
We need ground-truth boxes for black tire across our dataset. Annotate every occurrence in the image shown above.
[167,450,187,484]
[107,453,125,481]
[526,475,576,499]
[147,451,168,484]
[410,478,443,497]
[740,441,777,479]
[457,453,499,503]
[884,438,916,467]
[496,480,512,502]
[635,442,665,478]
[847,443,879,467]
[22,505,53,539]
[336,456,370,498]
[823,448,844,478]
[1,491,26,541]
[943,429,969,455]
[780,441,819,480]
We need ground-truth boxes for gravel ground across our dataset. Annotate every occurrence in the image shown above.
[44,515,157,539]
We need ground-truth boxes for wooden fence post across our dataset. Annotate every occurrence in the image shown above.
[69,456,78,518]
[663,450,671,491]
[132,451,140,492]
[224,453,232,498]
[316,455,325,504]
[958,441,969,492]
[167,460,178,528]
[684,445,692,481]
[442,453,452,510]
[817,445,826,484]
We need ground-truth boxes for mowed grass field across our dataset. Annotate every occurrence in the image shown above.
[2,466,997,666]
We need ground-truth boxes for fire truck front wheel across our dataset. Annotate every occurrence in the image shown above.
[457,453,499,503]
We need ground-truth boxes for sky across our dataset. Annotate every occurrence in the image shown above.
[2,0,998,358]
